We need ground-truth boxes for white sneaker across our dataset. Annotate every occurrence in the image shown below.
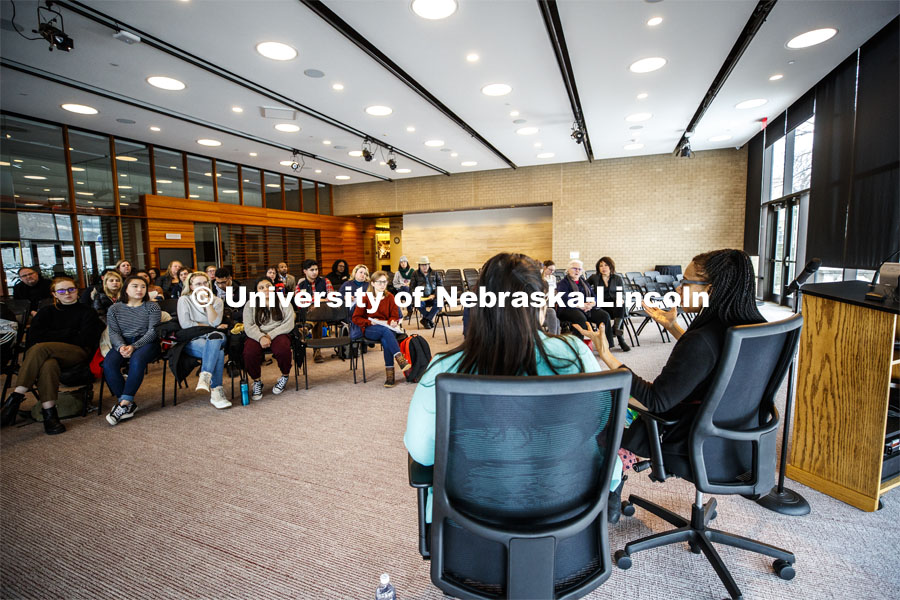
[196,371,212,392]
[210,387,232,409]
[272,375,289,395]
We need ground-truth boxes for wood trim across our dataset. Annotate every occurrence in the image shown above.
[182,152,189,199]
[212,158,219,202]
[313,179,319,214]
[238,165,244,206]
[329,184,334,215]
[149,145,157,195]
[61,126,85,288]
[784,465,880,512]
[280,174,286,211]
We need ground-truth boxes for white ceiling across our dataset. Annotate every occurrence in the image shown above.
[1,0,897,186]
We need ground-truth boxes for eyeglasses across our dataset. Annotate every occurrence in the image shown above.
[54,287,77,295]
[680,279,709,286]
[570,267,583,272]
[373,279,388,284]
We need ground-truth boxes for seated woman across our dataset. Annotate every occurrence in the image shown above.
[352,271,410,388]
[147,267,161,287]
[177,272,231,409]
[242,277,296,401]
[404,253,622,521]
[576,249,765,521]
[135,270,165,301]
[103,276,162,426]
[160,260,183,298]
[326,259,350,290]
[115,259,133,279]
[556,259,616,349]
[586,257,630,351]
[541,259,560,335]
[339,264,370,317]
[392,256,413,294]
[1,276,103,435]
[93,270,123,320]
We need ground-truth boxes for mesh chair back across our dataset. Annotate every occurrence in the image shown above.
[432,370,630,599]
[463,269,479,290]
[688,314,802,496]
[643,270,660,281]
[433,269,446,280]
[624,272,642,283]
[306,305,351,325]
[657,274,677,292]
[443,270,465,295]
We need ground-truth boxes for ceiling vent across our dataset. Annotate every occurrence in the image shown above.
[261,107,297,120]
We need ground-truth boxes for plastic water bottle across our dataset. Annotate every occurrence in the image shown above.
[375,573,395,600]
[240,380,249,406]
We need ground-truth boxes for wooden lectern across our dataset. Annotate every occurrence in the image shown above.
[786,281,900,511]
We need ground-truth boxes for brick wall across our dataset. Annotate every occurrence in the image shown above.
[334,148,747,273]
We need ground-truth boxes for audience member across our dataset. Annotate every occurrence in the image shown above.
[338,264,370,318]
[135,270,165,301]
[1,276,103,434]
[93,270,123,320]
[147,267,161,286]
[409,256,443,329]
[115,259,133,279]
[393,256,413,294]
[404,253,622,523]
[541,260,560,335]
[277,262,296,291]
[295,259,333,363]
[556,259,614,349]
[160,260,183,298]
[326,259,350,290]
[587,257,630,351]
[12,266,52,315]
[351,271,410,388]
[103,275,161,426]
[205,265,218,281]
[242,277,295,401]
[177,272,231,409]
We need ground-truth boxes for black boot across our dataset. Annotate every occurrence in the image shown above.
[1,392,25,427]
[41,406,66,435]
[617,335,631,352]
[608,475,627,524]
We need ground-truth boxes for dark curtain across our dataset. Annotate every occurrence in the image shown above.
[806,52,858,267]
[845,16,899,270]
[765,113,786,148]
[786,89,815,133]
[743,131,764,255]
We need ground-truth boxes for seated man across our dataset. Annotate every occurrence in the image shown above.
[214,267,245,324]
[295,259,334,363]
[409,256,443,329]
[13,266,52,316]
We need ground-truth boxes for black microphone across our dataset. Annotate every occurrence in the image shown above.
[870,248,900,287]
[786,258,821,292]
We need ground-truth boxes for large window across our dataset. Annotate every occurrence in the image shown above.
[216,161,240,204]
[263,171,282,209]
[77,214,120,285]
[153,148,185,198]
[284,176,301,212]
[114,139,152,216]
[317,183,331,215]
[69,129,115,213]
[0,115,68,212]
[1,210,77,283]
[791,117,814,193]
[186,155,214,201]
[302,180,317,213]
[242,167,262,207]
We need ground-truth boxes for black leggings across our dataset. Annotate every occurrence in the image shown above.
[557,307,614,346]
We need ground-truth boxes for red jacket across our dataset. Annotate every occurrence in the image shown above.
[351,291,399,331]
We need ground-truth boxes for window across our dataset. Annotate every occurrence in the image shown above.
[317,183,331,214]
[216,161,240,204]
[1,210,77,282]
[0,115,69,212]
[121,218,148,270]
[302,180,317,213]
[77,214,120,284]
[69,129,115,214]
[194,223,219,269]
[263,171,282,209]
[791,117,814,193]
[153,148,185,198]
[242,167,262,207]
[769,137,785,201]
[113,139,151,216]
[186,155,214,201]
[284,176,301,211]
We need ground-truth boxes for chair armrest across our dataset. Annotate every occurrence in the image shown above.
[628,400,680,427]
[408,454,433,488]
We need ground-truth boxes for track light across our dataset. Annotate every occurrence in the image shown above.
[570,122,585,144]
[35,2,73,52]
[290,151,304,172]
[387,158,397,171]
[362,148,374,162]
[676,142,693,158]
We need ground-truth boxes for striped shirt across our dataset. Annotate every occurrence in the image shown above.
[107,301,161,349]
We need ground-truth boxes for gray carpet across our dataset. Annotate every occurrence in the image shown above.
[2,307,899,599]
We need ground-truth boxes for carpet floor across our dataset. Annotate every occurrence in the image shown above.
[2,306,899,599]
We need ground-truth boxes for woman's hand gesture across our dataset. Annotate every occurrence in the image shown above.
[642,301,677,329]
[572,323,610,356]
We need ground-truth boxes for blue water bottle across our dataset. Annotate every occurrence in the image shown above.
[240,380,250,405]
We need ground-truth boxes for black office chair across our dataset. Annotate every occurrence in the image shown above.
[614,314,803,600]
[409,369,631,599]
[298,306,364,388]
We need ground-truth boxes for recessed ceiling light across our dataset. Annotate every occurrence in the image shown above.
[61,103,98,115]
[76,191,93,196]
[197,139,222,146]
[0,161,9,167]
[735,98,767,110]
[460,161,477,167]
[411,0,458,20]
[787,28,837,49]
[509,110,520,117]
[625,112,652,122]
[481,83,512,96]
[115,155,138,162]
[629,57,667,73]
[365,105,393,116]
[42,188,50,191]
[275,123,300,132]
[304,69,325,78]
[221,189,238,194]
[24,203,40,207]
[232,106,243,113]
[149,126,161,131]
[335,175,351,180]
[256,41,297,61]
[534,142,542,148]
[147,76,186,91]
[424,139,445,147]
[536,152,555,159]
[516,127,539,135]
[118,185,133,189]
[349,150,363,157]
[647,17,663,26]
[769,74,784,81]
[314,169,322,173]
[332,83,344,91]
[466,53,479,62]
[13,159,23,163]
[636,92,648,100]
[157,179,172,184]
[249,152,258,157]
[450,152,458,157]
[624,143,644,150]
[189,194,199,198]
[266,183,280,188]
[70,166,84,172]
[279,160,293,166]
[406,126,416,132]
[24,175,46,180]
[396,168,411,174]
[77,181,84,185]
[708,134,733,142]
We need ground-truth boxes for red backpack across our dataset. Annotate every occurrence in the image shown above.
[398,334,433,383]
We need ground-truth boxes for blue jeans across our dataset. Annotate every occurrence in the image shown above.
[185,334,225,388]
[364,325,402,367]
[103,339,160,403]
[416,298,440,323]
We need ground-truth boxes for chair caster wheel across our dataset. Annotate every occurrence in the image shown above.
[773,559,795,580]
[688,541,701,554]
[708,509,717,521]
[614,550,632,570]
[621,501,635,517]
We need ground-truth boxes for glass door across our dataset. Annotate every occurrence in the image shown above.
[765,196,800,305]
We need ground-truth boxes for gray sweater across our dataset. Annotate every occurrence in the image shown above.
[177,295,224,328]
[242,304,295,342]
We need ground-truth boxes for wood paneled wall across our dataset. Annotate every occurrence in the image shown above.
[144,195,366,270]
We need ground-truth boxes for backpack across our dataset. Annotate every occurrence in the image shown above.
[30,387,91,421]
[399,334,432,383]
